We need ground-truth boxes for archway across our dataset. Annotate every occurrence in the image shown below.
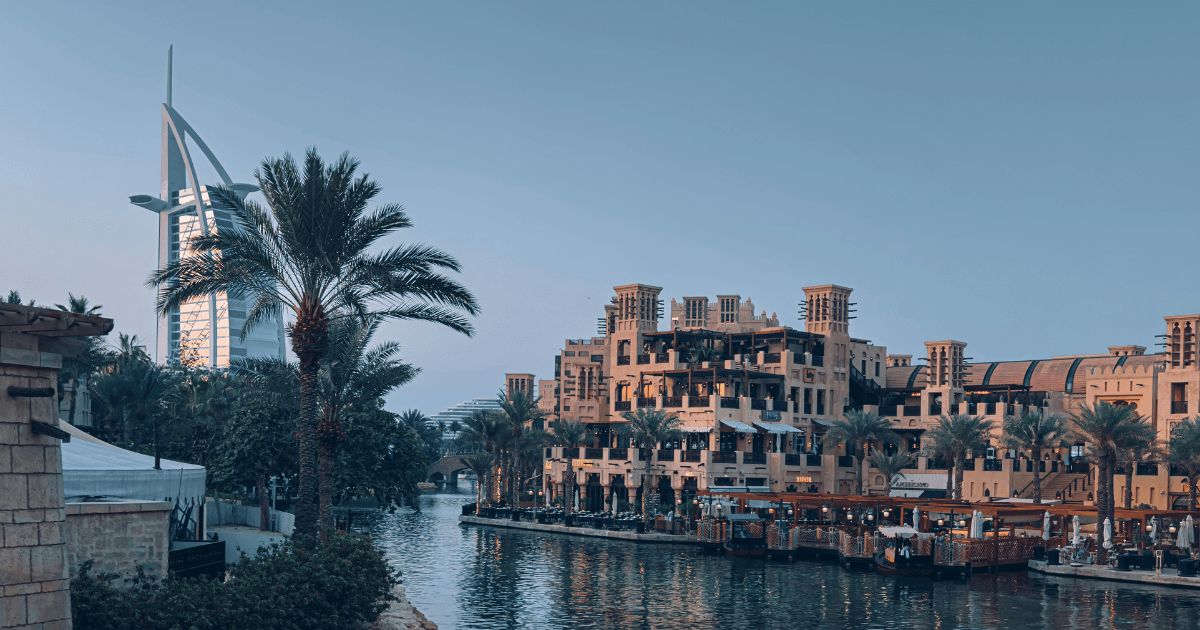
[657,476,675,509]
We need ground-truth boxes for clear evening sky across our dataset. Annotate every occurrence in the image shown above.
[1,2,1196,415]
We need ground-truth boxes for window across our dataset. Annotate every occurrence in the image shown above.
[565,351,575,356]
[1173,383,1188,415]
[875,362,880,378]
[816,390,825,416]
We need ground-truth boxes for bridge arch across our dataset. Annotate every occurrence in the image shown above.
[426,455,473,484]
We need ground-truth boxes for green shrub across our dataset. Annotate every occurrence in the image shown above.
[71,530,397,630]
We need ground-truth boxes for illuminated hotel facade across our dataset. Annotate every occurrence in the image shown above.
[128,48,285,367]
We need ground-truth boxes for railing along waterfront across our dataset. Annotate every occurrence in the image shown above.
[933,536,1062,566]
[696,520,730,543]
[766,523,802,550]
[838,532,885,559]
[794,526,842,550]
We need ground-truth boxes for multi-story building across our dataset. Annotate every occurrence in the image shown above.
[540,283,887,511]
[127,47,285,367]
[534,281,1200,513]
[881,318,1200,510]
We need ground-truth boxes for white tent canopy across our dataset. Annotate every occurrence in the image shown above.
[60,422,206,506]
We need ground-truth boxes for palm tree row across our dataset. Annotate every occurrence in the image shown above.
[150,149,479,534]
[462,390,550,509]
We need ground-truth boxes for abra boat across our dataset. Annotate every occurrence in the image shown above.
[874,526,935,577]
[722,513,766,557]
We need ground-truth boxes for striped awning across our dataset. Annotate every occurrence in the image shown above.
[720,420,756,433]
[754,422,802,434]
[679,426,712,433]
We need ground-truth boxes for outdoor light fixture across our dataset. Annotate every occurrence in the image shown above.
[1171,526,1178,534]
[822,506,829,513]
[937,519,945,526]
[1147,524,1154,532]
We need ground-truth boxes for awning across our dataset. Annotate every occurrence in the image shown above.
[679,426,712,433]
[811,418,833,427]
[754,422,802,434]
[720,420,756,433]
[746,499,782,508]
[878,526,920,537]
[60,422,206,506]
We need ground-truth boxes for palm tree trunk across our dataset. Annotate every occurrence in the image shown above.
[856,454,864,496]
[319,443,334,527]
[1032,447,1042,504]
[954,457,965,501]
[565,461,574,515]
[295,357,321,535]
[1124,459,1134,509]
[1097,455,1112,564]
[643,457,652,527]
[1190,475,1197,511]
[258,474,269,532]
[945,460,953,499]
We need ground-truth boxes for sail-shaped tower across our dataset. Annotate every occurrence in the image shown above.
[129,47,285,367]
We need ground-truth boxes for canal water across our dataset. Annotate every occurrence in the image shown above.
[367,487,1200,629]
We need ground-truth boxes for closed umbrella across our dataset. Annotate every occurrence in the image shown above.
[574,488,579,512]
[1043,512,1051,541]
[1072,515,1080,547]
[1150,517,1158,545]
[913,508,920,530]
[1103,517,1113,549]
[1176,517,1190,549]
[976,510,984,539]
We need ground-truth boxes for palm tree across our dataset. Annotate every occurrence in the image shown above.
[870,450,915,496]
[54,295,107,427]
[317,315,418,525]
[149,149,479,534]
[1116,431,1159,509]
[462,410,507,504]
[1001,408,1069,504]
[498,389,546,506]
[820,410,899,496]
[463,453,495,512]
[927,414,994,500]
[619,408,682,526]
[1170,417,1200,510]
[3,290,34,306]
[551,419,591,515]
[1071,401,1150,562]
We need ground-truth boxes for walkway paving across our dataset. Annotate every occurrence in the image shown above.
[1029,559,1200,590]
[458,515,691,543]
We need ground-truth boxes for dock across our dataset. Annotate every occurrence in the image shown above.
[458,515,690,543]
[1029,559,1200,590]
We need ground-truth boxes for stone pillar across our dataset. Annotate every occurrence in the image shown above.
[1,335,71,630]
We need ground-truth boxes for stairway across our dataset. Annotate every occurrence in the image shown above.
[1042,473,1090,504]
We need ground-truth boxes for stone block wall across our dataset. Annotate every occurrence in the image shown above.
[63,502,172,582]
[0,334,71,630]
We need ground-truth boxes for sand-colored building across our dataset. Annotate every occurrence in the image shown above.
[538,283,887,511]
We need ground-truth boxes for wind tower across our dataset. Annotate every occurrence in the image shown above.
[128,46,285,367]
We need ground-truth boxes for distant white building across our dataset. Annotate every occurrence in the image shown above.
[427,398,502,443]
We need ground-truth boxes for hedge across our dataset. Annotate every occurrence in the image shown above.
[71,530,397,630]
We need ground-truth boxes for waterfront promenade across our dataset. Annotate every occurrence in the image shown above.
[1029,559,1200,590]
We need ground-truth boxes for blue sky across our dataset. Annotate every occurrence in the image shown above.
[1,2,1196,415]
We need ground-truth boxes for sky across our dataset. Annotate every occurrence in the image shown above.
[1,2,1197,416]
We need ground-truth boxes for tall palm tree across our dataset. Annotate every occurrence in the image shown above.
[1116,431,1159,509]
[551,419,591,515]
[55,295,108,427]
[463,453,495,512]
[1170,417,1200,510]
[1071,401,1149,562]
[927,414,994,500]
[317,314,418,525]
[820,410,899,496]
[149,149,478,534]
[498,389,546,506]
[870,450,915,496]
[619,408,682,526]
[463,409,507,504]
[1001,408,1069,504]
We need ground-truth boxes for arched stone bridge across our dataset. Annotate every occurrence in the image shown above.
[427,455,471,484]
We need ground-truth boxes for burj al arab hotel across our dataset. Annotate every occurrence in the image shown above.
[129,47,285,367]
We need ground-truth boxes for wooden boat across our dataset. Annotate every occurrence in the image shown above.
[874,526,935,577]
[723,513,766,557]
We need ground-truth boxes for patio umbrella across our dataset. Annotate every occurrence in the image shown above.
[1150,517,1158,545]
[1102,517,1113,549]
[1176,517,1191,549]
[1043,512,1051,541]
[1072,515,1080,546]
[913,508,920,530]
[969,510,982,539]
[574,488,579,512]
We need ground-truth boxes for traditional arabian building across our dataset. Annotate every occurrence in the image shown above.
[531,282,1198,513]
[538,283,887,512]
[127,47,285,367]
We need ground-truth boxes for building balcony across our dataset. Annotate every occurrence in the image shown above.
[637,354,651,365]
[617,355,631,365]
[750,398,767,410]
[806,454,822,467]
[658,449,676,462]
[664,396,683,408]
[637,397,656,408]
[689,395,710,408]
[719,397,739,409]
[903,405,921,416]
[793,352,807,366]
[608,448,628,460]
[784,453,802,466]
[711,451,738,464]
[744,452,767,465]
[681,450,702,463]
[811,356,824,367]
[764,352,781,364]
[654,352,670,364]
[614,401,631,411]
[837,456,855,468]
[585,448,604,459]
[1173,401,1189,414]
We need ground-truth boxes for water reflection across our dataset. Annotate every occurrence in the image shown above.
[366,488,1200,629]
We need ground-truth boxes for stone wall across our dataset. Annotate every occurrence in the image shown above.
[0,334,72,630]
[63,501,173,582]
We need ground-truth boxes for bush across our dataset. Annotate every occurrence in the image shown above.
[71,530,397,630]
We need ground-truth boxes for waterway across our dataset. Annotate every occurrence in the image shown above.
[366,486,1200,629]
